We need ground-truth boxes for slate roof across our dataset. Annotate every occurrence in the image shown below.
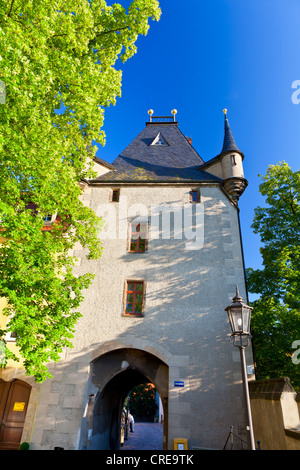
[91,122,222,183]
[221,114,241,154]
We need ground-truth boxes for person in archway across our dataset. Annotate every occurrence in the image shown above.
[128,412,134,433]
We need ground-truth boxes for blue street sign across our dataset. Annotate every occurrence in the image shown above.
[174,381,184,387]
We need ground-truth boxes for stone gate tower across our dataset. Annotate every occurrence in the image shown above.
[28,109,254,450]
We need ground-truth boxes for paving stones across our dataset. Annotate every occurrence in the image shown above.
[121,422,163,451]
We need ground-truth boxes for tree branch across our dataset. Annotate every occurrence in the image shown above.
[289,189,298,217]
[280,191,300,226]
[7,0,15,17]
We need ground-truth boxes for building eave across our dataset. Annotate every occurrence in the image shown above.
[93,156,115,170]
[199,149,245,171]
[86,179,222,187]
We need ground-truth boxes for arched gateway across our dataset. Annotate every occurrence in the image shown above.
[82,348,168,450]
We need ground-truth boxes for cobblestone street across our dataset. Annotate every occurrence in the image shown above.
[120,423,164,451]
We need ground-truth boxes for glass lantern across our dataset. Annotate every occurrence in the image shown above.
[225,286,253,347]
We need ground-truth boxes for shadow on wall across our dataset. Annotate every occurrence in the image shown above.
[35,193,250,450]
[72,195,249,449]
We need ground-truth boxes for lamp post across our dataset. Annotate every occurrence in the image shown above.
[225,286,255,450]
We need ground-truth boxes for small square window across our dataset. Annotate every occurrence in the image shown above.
[42,212,58,227]
[124,281,144,316]
[111,189,120,202]
[5,330,17,342]
[129,223,148,253]
[190,189,200,203]
[43,213,52,222]
[4,313,17,342]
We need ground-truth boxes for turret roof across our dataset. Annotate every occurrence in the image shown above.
[221,111,241,154]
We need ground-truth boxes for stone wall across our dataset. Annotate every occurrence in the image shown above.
[249,377,300,450]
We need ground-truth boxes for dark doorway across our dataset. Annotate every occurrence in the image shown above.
[0,379,31,450]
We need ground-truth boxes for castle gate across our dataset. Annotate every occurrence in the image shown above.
[82,348,168,450]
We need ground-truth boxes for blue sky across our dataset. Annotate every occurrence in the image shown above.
[98,0,300,292]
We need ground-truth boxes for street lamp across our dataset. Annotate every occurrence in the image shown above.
[225,286,255,450]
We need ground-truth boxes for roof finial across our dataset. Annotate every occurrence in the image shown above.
[233,285,243,302]
[223,108,227,115]
[148,109,154,122]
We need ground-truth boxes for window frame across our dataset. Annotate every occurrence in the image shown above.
[123,280,145,317]
[43,212,57,225]
[189,188,201,203]
[110,188,120,202]
[128,222,148,253]
[150,132,169,147]
[41,212,58,226]
[4,313,17,342]
[5,330,17,342]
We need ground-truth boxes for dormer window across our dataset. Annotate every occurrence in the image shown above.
[150,133,169,146]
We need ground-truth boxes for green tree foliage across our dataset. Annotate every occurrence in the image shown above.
[0,0,160,382]
[246,162,300,389]
[128,383,157,420]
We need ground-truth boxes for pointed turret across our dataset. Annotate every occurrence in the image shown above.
[198,109,248,204]
[220,109,248,204]
[222,109,241,154]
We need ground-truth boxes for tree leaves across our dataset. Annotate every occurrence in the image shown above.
[247,162,300,389]
[0,0,161,382]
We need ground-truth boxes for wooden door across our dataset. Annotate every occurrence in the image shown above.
[0,379,31,450]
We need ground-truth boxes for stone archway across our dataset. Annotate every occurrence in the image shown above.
[86,348,168,450]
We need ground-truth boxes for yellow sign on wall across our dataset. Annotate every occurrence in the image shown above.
[13,402,25,412]
[174,438,188,450]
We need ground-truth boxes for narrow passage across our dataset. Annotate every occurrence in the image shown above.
[121,422,163,451]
